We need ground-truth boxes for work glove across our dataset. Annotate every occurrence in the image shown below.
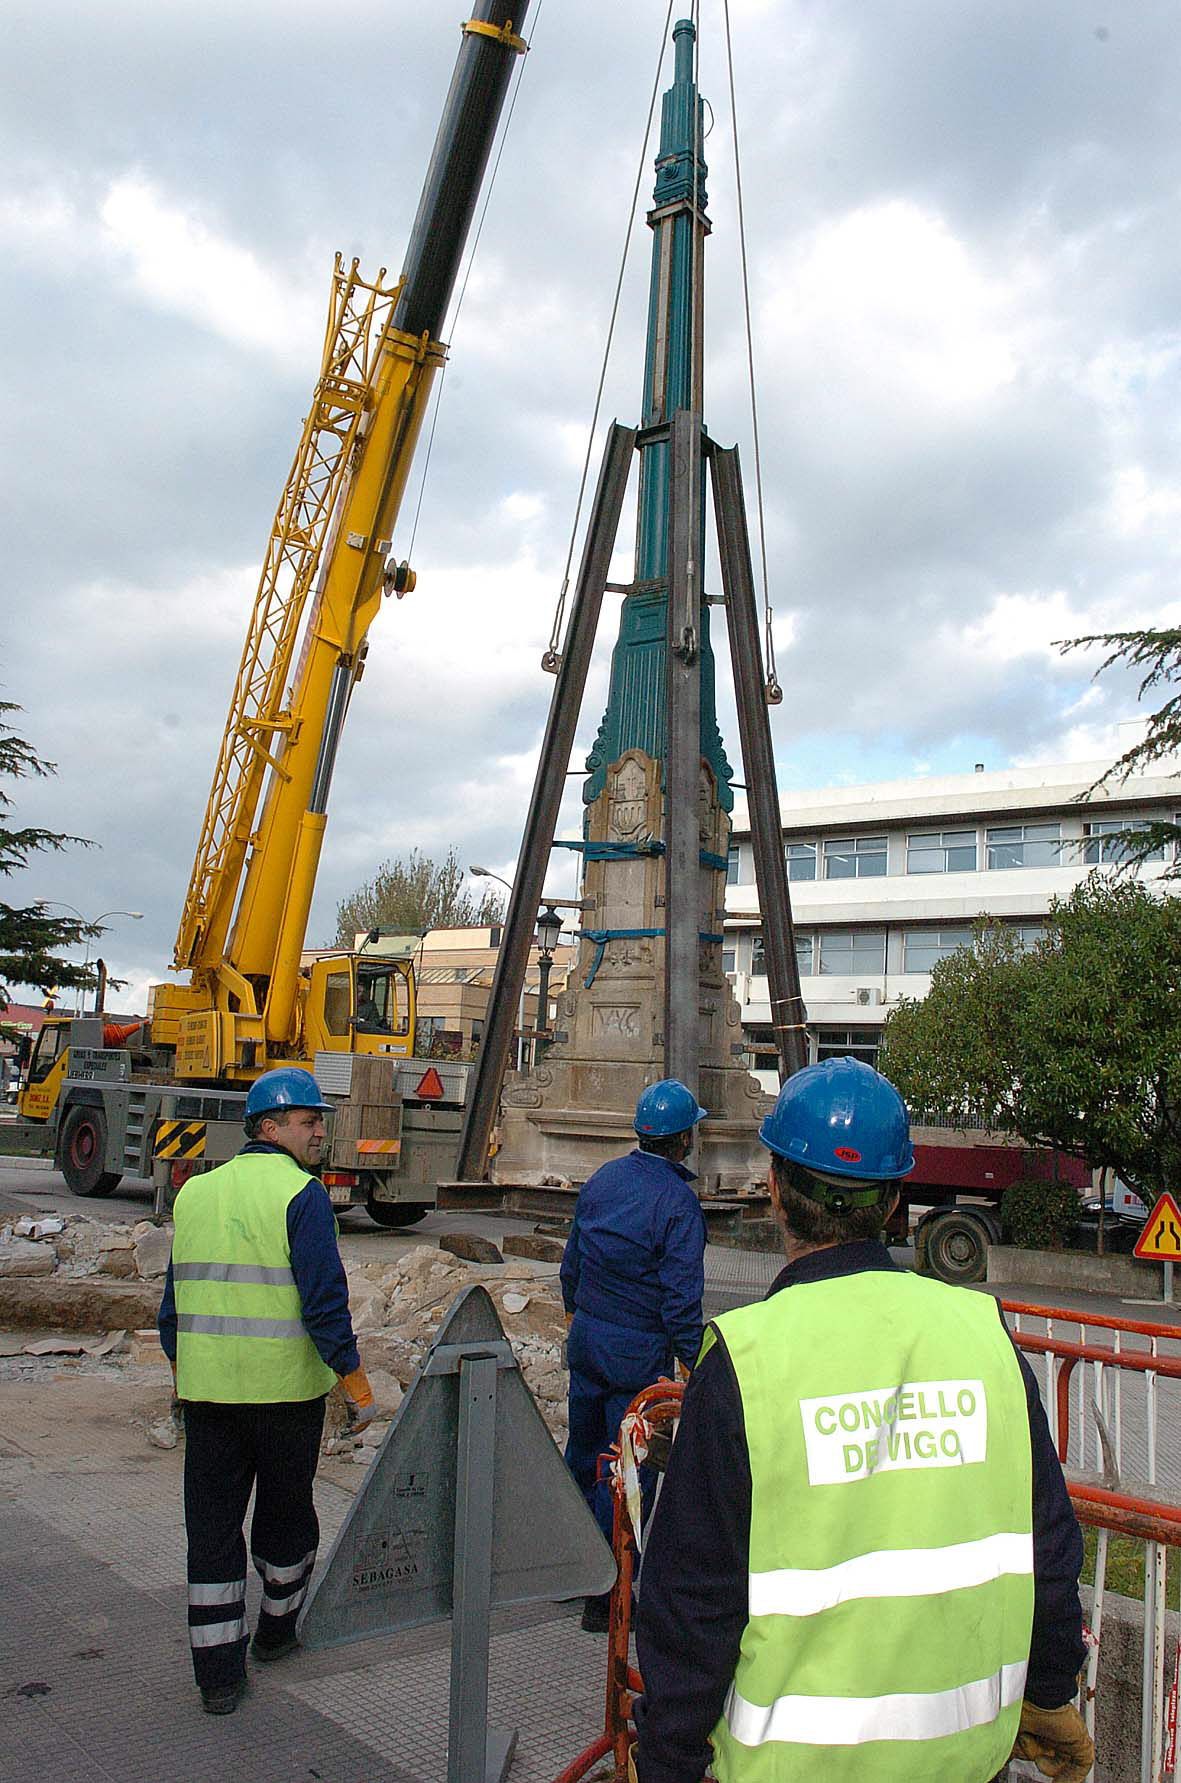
[1012,1699,1094,1782]
[564,1311,574,1330]
[338,1365,376,1435]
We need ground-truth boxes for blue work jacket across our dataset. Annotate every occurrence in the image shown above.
[560,1148,707,1371]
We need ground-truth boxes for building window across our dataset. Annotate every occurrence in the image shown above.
[906,829,977,874]
[744,1025,781,1075]
[722,945,736,975]
[985,822,1062,870]
[818,929,887,975]
[903,927,974,973]
[727,843,741,885]
[1011,923,1046,952]
[823,835,887,879]
[786,841,816,881]
[751,931,815,976]
[816,1026,881,1068]
[1082,819,1165,865]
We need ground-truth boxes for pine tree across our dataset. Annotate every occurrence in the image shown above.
[0,701,96,1013]
[1060,626,1181,868]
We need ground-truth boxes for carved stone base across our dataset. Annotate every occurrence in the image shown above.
[491,750,774,1196]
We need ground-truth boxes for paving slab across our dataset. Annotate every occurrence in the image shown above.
[0,1370,611,1783]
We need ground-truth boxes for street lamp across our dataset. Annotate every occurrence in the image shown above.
[534,903,563,1060]
[39,905,144,1013]
[468,865,515,896]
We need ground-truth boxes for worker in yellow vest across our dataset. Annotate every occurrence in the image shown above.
[631,1057,1092,1783]
[158,1067,375,1715]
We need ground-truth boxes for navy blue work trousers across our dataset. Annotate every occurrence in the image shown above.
[182,1396,325,1689]
[564,1310,672,1544]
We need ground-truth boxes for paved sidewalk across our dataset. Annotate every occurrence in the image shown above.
[0,1373,609,1783]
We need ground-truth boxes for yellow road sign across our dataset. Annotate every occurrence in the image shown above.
[1133,1192,1181,1261]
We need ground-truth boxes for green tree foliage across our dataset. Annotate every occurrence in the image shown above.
[0,702,96,1011]
[1001,1177,1083,1251]
[879,876,1181,1203]
[1059,625,1181,870]
[334,847,505,945]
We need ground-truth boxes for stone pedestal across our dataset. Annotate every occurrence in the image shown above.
[492,750,771,1194]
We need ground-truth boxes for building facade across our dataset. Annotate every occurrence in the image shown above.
[725,741,1179,1091]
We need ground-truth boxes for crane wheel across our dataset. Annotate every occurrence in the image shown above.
[60,1105,124,1198]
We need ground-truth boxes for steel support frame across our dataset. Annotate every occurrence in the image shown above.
[711,444,808,1079]
[663,408,703,1099]
[455,423,638,1181]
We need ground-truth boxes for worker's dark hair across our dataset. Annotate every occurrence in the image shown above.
[243,1108,291,1140]
[638,1129,693,1160]
[770,1155,897,1246]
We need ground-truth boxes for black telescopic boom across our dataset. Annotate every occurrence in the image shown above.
[393,0,531,342]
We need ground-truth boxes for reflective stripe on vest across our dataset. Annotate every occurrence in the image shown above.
[171,1150,336,1404]
[707,1270,1034,1783]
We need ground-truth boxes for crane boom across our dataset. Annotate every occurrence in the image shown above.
[151,0,531,1078]
[174,263,402,980]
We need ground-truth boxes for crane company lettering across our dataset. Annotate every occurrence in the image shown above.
[800,1378,987,1486]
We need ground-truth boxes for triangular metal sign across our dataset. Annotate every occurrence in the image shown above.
[300,1285,616,1650]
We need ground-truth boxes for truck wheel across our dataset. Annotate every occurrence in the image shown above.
[922,1211,990,1285]
[366,1196,429,1229]
[60,1105,123,1198]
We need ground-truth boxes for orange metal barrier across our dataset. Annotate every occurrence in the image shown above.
[553,1379,683,1783]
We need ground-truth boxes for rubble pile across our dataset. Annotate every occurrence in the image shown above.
[0,1212,173,1282]
[0,1214,571,1445]
[345,1245,569,1442]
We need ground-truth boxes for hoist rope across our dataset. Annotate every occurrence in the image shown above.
[406,1,545,563]
[721,0,781,697]
[544,0,677,668]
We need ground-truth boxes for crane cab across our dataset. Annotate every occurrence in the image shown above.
[301,936,418,1060]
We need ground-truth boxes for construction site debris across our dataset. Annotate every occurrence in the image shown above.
[502,1233,566,1264]
[439,1232,504,1265]
[133,1226,172,1279]
[0,1237,57,1278]
[343,1247,568,1441]
[13,1217,65,1240]
[130,1329,169,1366]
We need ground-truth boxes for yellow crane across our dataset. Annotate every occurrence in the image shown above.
[19,4,531,1220]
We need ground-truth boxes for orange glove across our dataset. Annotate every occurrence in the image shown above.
[339,1365,376,1434]
[677,1361,690,1383]
[1012,1699,1094,1782]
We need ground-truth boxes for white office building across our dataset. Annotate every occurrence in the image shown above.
[725,735,1179,1090]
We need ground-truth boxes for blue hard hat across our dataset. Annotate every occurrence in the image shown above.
[634,1079,708,1137]
[759,1057,915,1181]
[245,1067,333,1120]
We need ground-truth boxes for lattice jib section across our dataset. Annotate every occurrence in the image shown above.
[174,258,403,972]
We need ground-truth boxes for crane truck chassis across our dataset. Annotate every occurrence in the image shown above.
[21,1014,471,1226]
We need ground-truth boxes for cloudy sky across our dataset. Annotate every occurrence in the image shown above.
[5,0,1181,1009]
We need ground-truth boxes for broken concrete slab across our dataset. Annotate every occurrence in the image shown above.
[0,1277,162,1332]
[439,1232,504,1265]
[502,1233,565,1265]
[132,1226,172,1279]
[0,1239,57,1278]
[13,1217,64,1240]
